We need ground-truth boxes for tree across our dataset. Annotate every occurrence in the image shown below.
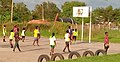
[32,1,60,21]
[0,0,11,22]
[13,2,32,22]
[60,1,86,23]
[93,5,120,24]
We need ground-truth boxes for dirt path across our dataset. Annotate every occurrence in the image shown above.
[0,36,120,62]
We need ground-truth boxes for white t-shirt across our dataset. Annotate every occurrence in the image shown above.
[65,33,70,42]
[49,36,56,45]
[21,30,25,36]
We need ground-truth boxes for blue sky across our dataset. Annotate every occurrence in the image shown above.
[14,0,120,10]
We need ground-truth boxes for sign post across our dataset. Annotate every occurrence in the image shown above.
[73,6,90,42]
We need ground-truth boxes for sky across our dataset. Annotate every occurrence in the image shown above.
[13,0,120,10]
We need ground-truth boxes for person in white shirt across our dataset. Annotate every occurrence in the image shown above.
[49,33,56,55]
[21,27,26,42]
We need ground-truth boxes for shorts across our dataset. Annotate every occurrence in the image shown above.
[22,36,25,38]
[104,44,109,49]
[65,42,70,47]
[50,45,55,49]
[73,36,76,40]
[34,38,38,41]
[10,39,13,41]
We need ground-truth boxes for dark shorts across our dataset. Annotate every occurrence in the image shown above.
[50,45,55,49]
[65,42,69,47]
[10,39,13,41]
[34,38,38,41]
[73,36,76,40]
[22,36,25,38]
[104,44,109,49]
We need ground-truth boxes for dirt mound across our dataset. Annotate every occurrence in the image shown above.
[28,20,49,24]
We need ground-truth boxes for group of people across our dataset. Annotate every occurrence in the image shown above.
[2,25,40,52]
[49,26,78,55]
[2,25,109,55]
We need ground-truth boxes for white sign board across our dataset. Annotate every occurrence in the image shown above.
[73,7,89,17]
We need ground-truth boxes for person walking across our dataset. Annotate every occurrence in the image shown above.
[104,32,109,53]
[13,29,21,52]
[9,30,14,48]
[63,30,71,52]
[3,25,6,42]
[49,33,56,55]
[21,27,26,42]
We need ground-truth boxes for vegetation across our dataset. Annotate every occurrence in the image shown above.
[53,53,120,62]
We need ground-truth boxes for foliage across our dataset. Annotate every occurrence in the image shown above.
[93,5,120,23]
[32,1,60,21]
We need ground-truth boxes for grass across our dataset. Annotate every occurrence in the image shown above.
[54,54,120,62]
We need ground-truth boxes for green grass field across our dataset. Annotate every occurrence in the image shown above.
[54,54,120,62]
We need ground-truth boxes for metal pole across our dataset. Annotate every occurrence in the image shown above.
[89,6,92,43]
[11,0,13,23]
[42,3,44,21]
[81,17,84,42]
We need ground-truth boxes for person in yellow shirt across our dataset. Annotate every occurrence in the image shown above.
[72,29,78,44]
[63,30,71,52]
[33,26,40,46]
[9,30,14,48]
[3,25,6,42]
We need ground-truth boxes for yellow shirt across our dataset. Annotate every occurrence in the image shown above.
[65,33,70,42]
[9,32,14,39]
[34,29,39,37]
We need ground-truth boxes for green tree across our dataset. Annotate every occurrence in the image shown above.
[13,2,32,22]
[0,0,11,22]
[93,5,120,23]
[32,1,60,21]
[61,1,88,24]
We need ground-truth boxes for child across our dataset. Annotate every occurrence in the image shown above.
[49,33,56,55]
[104,32,109,53]
[3,25,6,42]
[13,29,21,52]
[63,30,71,52]
[33,26,40,46]
[9,30,14,48]
[21,27,26,42]
[72,29,78,44]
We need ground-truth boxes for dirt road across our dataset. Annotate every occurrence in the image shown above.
[0,36,120,62]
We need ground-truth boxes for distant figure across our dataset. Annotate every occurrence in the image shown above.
[13,25,19,33]
[68,26,73,42]
[3,25,6,42]
[21,27,26,42]
[49,33,56,55]
[13,29,21,52]
[104,32,109,53]
[33,26,40,46]
[9,30,14,48]
[63,30,71,52]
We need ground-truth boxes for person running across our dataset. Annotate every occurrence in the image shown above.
[3,25,6,42]
[72,29,78,44]
[21,27,26,42]
[49,33,56,55]
[33,26,40,46]
[13,29,21,52]
[63,30,71,52]
[104,32,109,53]
[9,30,14,48]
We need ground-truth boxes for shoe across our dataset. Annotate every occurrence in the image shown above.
[13,50,15,52]
[63,50,65,52]
[68,51,71,52]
